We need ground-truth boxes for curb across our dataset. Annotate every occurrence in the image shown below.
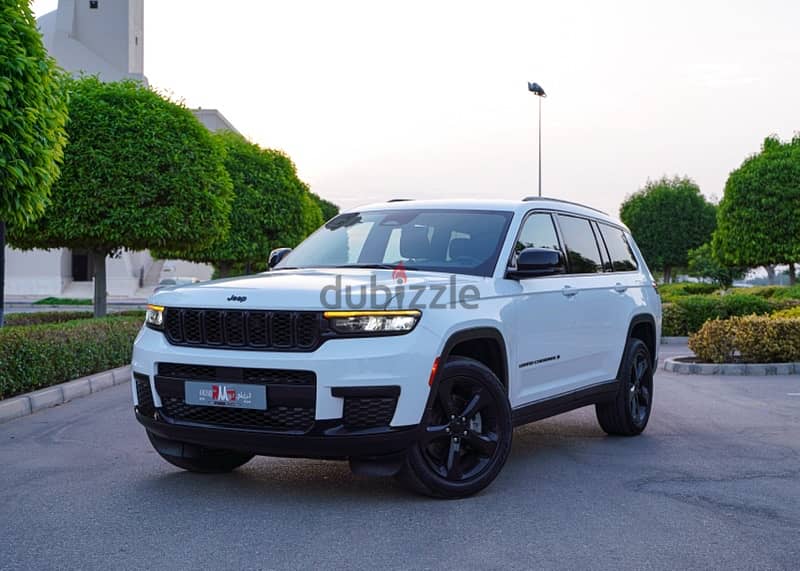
[0,365,131,425]
[661,336,690,345]
[664,357,800,376]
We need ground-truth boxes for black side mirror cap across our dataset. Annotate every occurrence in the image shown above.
[506,247,566,279]
[268,247,292,269]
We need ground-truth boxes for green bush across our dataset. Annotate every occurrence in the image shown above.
[718,293,774,318]
[770,284,800,301]
[658,282,719,303]
[677,295,725,333]
[772,306,800,319]
[662,303,688,336]
[689,316,800,363]
[33,297,92,305]
[4,310,144,327]
[0,316,142,399]
[4,311,93,326]
[664,293,774,335]
[687,318,738,363]
[742,286,783,299]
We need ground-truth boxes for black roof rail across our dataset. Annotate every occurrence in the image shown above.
[387,198,414,202]
[521,196,608,216]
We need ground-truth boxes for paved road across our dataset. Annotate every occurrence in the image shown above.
[2,345,799,570]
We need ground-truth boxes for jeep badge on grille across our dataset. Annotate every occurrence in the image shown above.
[227,295,247,303]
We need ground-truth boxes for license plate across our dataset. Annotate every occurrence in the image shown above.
[184,381,267,410]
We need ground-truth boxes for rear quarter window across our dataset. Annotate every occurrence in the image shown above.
[599,223,638,272]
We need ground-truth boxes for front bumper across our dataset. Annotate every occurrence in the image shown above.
[137,410,420,460]
[132,322,442,459]
[133,322,441,426]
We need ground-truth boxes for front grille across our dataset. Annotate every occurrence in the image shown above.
[154,364,316,432]
[343,397,398,429]
[163,308,322,351]
[134,374,155,417]
[160,397,314,431]
[158,363,315,386]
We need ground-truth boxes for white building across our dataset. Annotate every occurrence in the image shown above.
[5,0,236,298]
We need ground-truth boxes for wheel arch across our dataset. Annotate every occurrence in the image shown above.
[422,327,510,422]
[626,313,657,369]
[439,327,509,389]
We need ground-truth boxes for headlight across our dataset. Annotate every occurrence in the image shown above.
[145,304,164,330]
[324,310,421,335]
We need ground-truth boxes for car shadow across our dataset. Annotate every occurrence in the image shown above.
[129,410,618,506]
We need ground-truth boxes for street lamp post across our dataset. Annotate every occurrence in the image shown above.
[527,82,546,197]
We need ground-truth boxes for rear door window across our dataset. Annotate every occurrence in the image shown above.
[556,215,604,274]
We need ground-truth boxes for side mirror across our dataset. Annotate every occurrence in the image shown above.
[268,247,292,269]
[506,248,565,279]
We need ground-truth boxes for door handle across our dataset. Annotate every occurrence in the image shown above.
[613,283,628,293]
[562,285,579,297]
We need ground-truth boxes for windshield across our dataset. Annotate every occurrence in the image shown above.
[277,209,514,277]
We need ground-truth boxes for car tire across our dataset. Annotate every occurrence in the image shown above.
[147,431,254,473]
[399,357,513,499]
[596,337,653,436]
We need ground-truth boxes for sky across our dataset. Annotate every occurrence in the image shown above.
[31,0,800,217]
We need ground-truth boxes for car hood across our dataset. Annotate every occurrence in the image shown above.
[149,268,485,310]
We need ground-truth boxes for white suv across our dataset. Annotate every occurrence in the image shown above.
[133,197,661,498]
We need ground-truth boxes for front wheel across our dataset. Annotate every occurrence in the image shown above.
[399,357,513,499]
[147,431,254,473]
[595,338,653,436]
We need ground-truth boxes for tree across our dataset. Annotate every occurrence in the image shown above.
[300,191,325,236]
[310,192,339,221]
[620,176,717,283]
[687,243,746,288]
[713,135,800,285]
[9,78,232,316]
[0,0,68,326]
[155,131,323,277]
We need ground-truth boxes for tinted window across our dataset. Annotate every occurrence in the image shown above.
[599,224,638,271]
[515,213,560,254]
[278,209,513,277]
[557,215,603,274]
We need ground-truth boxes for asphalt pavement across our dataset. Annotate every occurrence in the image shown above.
[1,344,799,570]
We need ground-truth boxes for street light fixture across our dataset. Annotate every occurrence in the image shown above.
[528,81,546,197]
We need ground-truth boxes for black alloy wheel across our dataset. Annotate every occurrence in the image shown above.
[400,357,512,498]
[628,349,652,428]
[596,337,654,436]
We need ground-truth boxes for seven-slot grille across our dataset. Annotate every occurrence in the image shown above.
[163,308,322,351]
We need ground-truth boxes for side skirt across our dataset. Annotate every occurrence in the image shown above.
[511,380,619,427]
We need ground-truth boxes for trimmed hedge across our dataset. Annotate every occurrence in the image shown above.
[0,315,142,399]
[4,310,144,327]
[33,297,92,305]
[745,285,800,301]
[689,316,800,364]
[662,294,775,336]
[772,306,800,319]
[658,282,719,303]
[5,311,93,326]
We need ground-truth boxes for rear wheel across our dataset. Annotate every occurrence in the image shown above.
[595,338,653,436]
[400,357,512,499]
[147,431,254,473]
